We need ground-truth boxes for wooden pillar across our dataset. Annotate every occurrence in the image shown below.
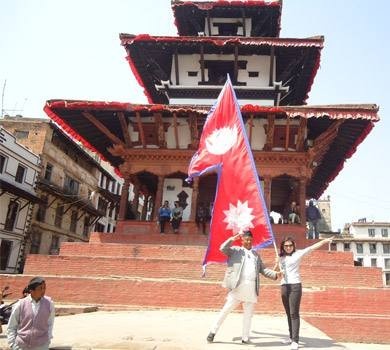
[206,11,211,36]
[174,48,179,85]
[241,9,246,37]
[263,176,272,213]
[150,195,156,220]
[190,178,199,221]
[132,181,141,219]
[234,44,239,83]
[248,114,254,146]
[269,46,275,86]
[200,45,205,83]
[141,195,149,220]
[299,178,306,226]
[154,176,165,220]
[118,177,130,221]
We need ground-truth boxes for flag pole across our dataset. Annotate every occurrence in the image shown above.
[272,240,280,271]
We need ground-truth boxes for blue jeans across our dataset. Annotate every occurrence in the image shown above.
[307,219,319,239]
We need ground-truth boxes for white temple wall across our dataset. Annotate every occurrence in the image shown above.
[169,98,274,106]
[166,117,191,149]
[205,17,252,37]
[245,118,267,150]
[173,54,274,88]
[162,178,192,221]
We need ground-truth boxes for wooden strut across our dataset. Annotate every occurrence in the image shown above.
[310,120,344,165]
[173,112,179,148]
[135,112,146,148]
[82,112,125,147]
[117,112,132,147]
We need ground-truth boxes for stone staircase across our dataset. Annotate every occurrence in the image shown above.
[0,226,389,344]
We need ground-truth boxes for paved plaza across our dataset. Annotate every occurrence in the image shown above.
[1,309,388,350]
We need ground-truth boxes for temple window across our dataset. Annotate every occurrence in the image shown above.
[64,175,80,195]
[273,125,298,150]
[0,154,6,173]
[4,200,19,231]
[201,60,247,86]
[211,21,244,36]
[15,164,26,183]
[14,129,29,139]
[44,163,53,181]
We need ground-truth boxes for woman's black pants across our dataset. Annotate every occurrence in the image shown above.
[281,283,302,343]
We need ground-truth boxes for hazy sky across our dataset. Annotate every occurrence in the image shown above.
[1,0,389,231]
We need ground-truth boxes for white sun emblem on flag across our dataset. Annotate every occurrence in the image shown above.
[223,200,255,234]
[205,126,238,155]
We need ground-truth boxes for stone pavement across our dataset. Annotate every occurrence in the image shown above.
[0,309,389,350]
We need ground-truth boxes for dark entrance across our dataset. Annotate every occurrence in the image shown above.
[0,239,12,270]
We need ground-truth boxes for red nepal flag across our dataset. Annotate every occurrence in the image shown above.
[187,77,274,268]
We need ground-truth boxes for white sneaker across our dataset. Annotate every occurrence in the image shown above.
[282,338,292,344]
[290,341,299,349]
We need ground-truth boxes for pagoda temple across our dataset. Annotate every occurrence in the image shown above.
[2,2,389,344]
[44,0,379,237]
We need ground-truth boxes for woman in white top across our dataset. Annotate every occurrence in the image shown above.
[278,236,332,350]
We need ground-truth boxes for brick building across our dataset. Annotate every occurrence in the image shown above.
[331,220,390,286]
[316,195,333,233]
[0,126,41,272]
[0,116,127,257]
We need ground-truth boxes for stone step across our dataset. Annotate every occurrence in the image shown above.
[59,242,354,266]
[88,224,323,250]
[23,254,382,288]
[89,232,209,246]
[303,313,390,344]
[0,274,388,317]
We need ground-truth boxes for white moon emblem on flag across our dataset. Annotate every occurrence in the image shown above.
[223,200,255,234]
[205,126,238,155]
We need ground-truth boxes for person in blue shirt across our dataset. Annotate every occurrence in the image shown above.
[158,200,171,233]
[306,200,322,239]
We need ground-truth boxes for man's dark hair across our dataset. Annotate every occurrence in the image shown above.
[27,277,45,291]
[242,230,253,238]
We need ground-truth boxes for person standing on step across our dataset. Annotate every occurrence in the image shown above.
[196,202,209,235]
[7,276,55,350]
[277,236,333,350]
[207,231,280,344]
[171,201,183,234]
[158,200,171,234]
[305,200,321,239]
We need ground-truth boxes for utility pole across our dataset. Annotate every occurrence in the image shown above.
[1,79,6,118]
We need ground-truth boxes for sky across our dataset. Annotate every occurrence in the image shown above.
[1,0,389,231]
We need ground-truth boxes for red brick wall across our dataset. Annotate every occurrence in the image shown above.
[1,235,389,344]
[304,315,390,344]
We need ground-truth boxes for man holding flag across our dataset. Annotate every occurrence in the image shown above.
[206,230,279,344]
[187,77,280,343]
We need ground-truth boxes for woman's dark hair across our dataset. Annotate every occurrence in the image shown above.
[27,276,45,291]
[279,236,296,257]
